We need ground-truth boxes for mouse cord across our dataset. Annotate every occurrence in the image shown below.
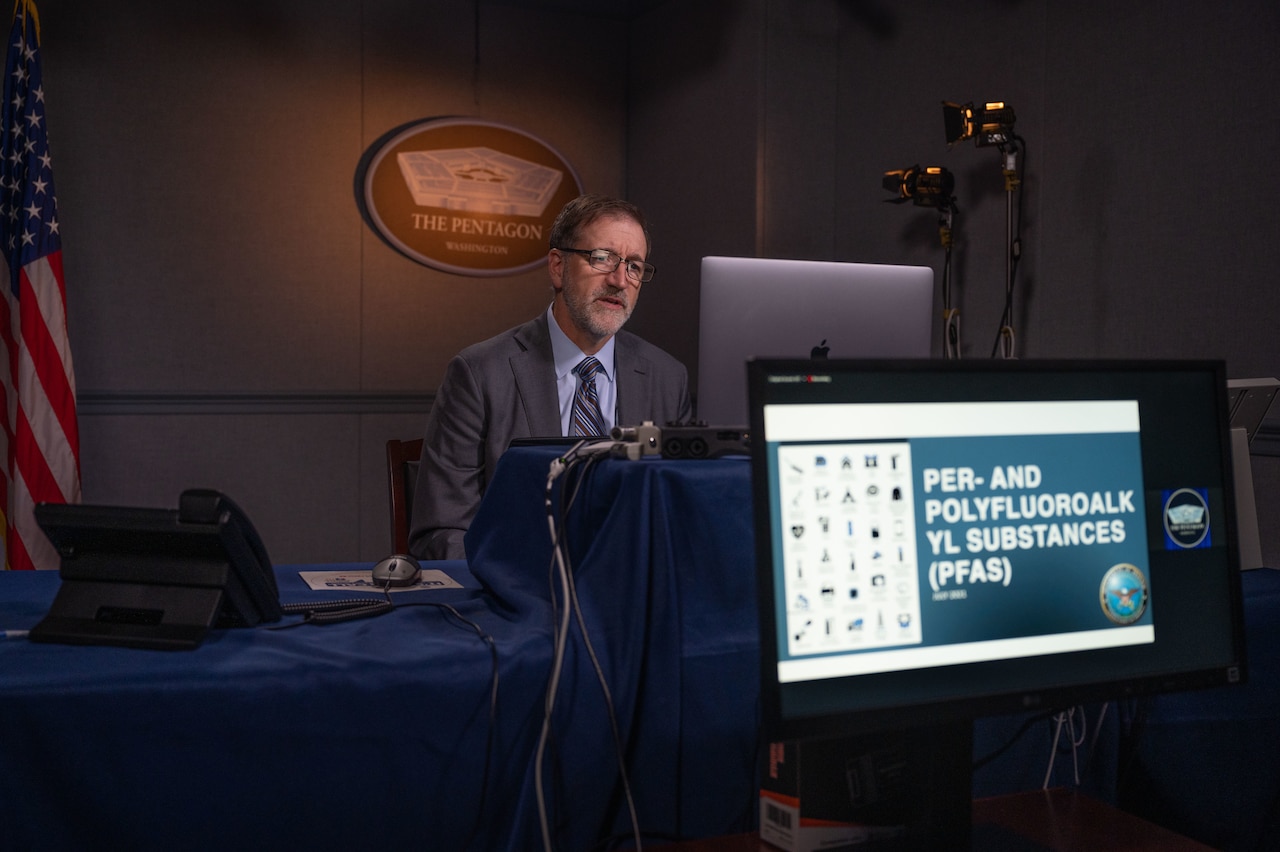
[275,590,503,850]
[395,599,502,850]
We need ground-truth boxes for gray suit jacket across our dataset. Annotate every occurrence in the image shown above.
[408,313,692,561]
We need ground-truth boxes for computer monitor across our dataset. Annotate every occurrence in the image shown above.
[697,257,933,426]
[750,358,1246,737]
[748,358,1247,844]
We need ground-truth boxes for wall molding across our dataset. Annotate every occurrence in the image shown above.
[71,391,1280,455]
[77,391,436,416]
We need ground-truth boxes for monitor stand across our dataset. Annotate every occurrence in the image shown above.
[763,722,974,850]
[852,721,973,850]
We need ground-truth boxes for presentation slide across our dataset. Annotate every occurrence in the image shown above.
[767,400,1154,683]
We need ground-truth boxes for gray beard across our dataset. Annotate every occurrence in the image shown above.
[562,285,631,341]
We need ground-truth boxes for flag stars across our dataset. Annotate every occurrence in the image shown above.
[2,11,64,272]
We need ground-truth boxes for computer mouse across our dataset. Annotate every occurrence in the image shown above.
[371,554,421,587]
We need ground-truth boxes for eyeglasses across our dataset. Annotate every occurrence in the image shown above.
[554,247,656,283]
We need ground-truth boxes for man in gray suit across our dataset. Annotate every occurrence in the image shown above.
[408,195,692,561]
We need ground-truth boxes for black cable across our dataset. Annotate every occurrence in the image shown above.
[1114,696,1153,793]
[540,445,644,851]
[940,199,960,358]
[276,584,501,850]
[540,447,621,848]
[396,600,501,851]
[275,596,395,626]
[563,512,644,851]
[970,708,1057,771]
[539,447,593,850]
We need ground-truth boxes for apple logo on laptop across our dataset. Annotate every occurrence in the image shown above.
[811,339,830,359]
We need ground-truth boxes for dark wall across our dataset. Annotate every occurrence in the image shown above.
[632,0,1280,565]
[31,0,1280,565]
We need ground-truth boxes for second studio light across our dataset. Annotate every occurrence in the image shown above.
[882,165,956,207]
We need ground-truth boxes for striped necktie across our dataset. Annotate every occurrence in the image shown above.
[570,356,607,437]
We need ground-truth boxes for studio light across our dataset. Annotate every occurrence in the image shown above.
[882,165,955,208]
[941,98,1024,359]
[880,164,960,358]
[942,100,1016,147]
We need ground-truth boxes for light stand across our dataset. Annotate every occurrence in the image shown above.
[938,200,960,359]
[996,140,1021,359]
[942,101,1024,359]
[883,165,961,358]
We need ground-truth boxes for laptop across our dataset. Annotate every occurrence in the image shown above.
[697,256,934,425]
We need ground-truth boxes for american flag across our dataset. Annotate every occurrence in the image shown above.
[0,0,79,571]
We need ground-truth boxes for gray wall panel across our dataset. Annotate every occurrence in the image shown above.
[79,411,361,564]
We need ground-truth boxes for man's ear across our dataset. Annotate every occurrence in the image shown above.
[547,249,565,293]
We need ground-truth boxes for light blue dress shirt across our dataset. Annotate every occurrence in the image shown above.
[546,305,617,436]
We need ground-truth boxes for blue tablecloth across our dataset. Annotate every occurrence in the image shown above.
[1,563,522,851]
[0,448,762,851]
[465,447,762,847]
[2,445,1277,851]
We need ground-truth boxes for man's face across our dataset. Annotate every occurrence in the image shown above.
[550,214,647,351]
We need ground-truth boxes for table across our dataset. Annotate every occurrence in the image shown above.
[3,447,1278,851]
[0,449,762,851]
[1,562,521,850]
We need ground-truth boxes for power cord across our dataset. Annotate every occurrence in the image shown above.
[971,709,1057,772]
[1042,703,1111,790]
[972,702,1113,791]
[536,440,645,852]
